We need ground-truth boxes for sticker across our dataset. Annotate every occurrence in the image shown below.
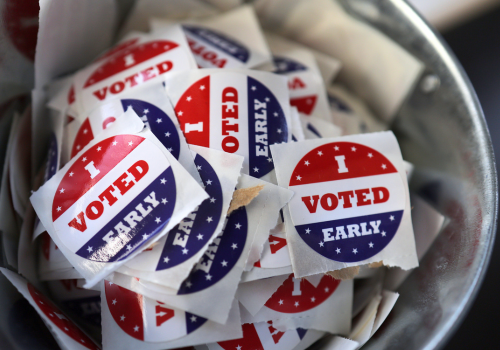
[240,275,352,334]
[270,132,418,278]
[101,281,243,350]
[117,146,243,290]
[109,174,289,324]
[73,26,197,115]
[236,275,289,316]
[1,269,100,350]
[166,69,291,181]
[30,110,208,287]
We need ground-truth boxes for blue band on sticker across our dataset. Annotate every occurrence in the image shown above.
[273,56,308,74]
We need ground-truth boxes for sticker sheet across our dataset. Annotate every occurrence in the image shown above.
[208,322,324,350]
[151,5,273,70]
[116,145,243,290]
[271,132,418,277]
[165,68,292,183]
[240,274,352,335]
[266,33,331,121]
[109,174,286,324]
[101,281,242,350]
[1,269,100,350]
[72,25,197,116]
[30,110,208,287]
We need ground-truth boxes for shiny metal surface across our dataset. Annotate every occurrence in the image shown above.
[0,0,497,349]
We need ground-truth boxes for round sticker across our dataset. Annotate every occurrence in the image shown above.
[52,135,177,263]
[183,25,250,68]
[121,99,181,160]
[174,73,288,177]
[27,284,98,349]
[105,281,206,342]
[265,274,340,313]
[156,153,223,270]
[177,206,248,294]
[288,142,405,263]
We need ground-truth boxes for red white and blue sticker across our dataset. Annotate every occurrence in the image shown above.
[168,70,290,179]
[104,281,206,342]
[74,26,196,114]
[52,135,176,263]
[183,25,250,68]
[288,142,405,263]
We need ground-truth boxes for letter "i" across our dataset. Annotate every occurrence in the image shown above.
[335,155,349,173]
[84,161,100,179]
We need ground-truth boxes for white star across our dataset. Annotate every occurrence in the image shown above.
[197,165,202,170]
[382,164,387,169]
[143,109,149,114]
[231,243,238,250]
[206,179,212,185]
[60,188,65,193]
[186,96,192,101]
[278,300,284,305]
[319,241,324,247]
[126,245,132,251]
[305,228,311,234]
[334,146,339,151]
[353,248,358,254]
[265,97,270,102]
[64,327,69,331]
[182,248,188,255]
[351,147,357,151]
[82,157,87,162]
[87,246,92,253]
[251,86,256,91]
[325,287,329,292]
[112,299,117,305]
[128,141,133,146]
[277,128,282,134]
[199,85,205,90]
[83,129,88,134]
[368,153,373,158]
[304,160,310,166]
[197,234,203,240]
[178,111,184,116]
[108,282,113,286]
[81,339,85,343]
[112,141,118,146]
[206,216,213,223]
[390,215,395,221]
[167,147,173,152]
[381,231,387,237]
[97,147,102,152]
[221,260,228,267]
[190,316,197,322]
[205,274,212,280]
[318,151,323,156]
[311,297,316,302]
[294,301,299,307]
[163,256,170,263]
[267,157,273,162]
[165,132,171,137]
[120,315,125,321]
[186,281,192,288]
[210,197,216,203]
[155,217,161,223]
[69,172,74,177]
[142,234,148,240]
[274,112,278,117]
[336,248,341,254]
[57,206,61,211]
[296,175,302,181]
[156,118,162,123]
[134,325,139,332]
[236,346,242,350]
[235,223,241,229]
[369,242,374,248]
[162,198,167,204]
[160,178,166,184]
[253,167,259,173]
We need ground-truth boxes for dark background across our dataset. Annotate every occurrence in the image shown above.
[442,7,500,349]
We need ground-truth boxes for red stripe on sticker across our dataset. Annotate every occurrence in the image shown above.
[52,135,145,221]
[83,40,179,88]
[71,117,94,158]
[289,142,397,186]
[290,95,317,115]
[218,323,264,350]
[175,75,210,147]
[104,281,144,341]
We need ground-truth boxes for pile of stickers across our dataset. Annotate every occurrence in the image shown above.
[0,1,448,349]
